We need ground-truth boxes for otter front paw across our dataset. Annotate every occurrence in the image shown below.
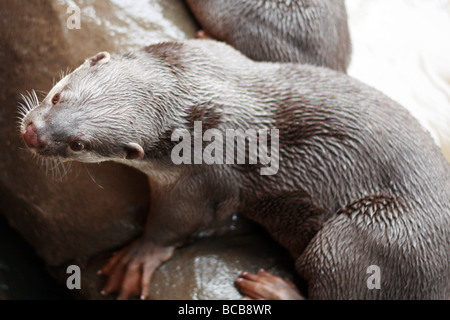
[235,269,304,300]
[98,240,174,300]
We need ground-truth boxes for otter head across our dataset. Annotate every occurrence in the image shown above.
[19,49,178,163]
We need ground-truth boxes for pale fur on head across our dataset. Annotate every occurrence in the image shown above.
[19,46,199,163]
[19,40,267,165]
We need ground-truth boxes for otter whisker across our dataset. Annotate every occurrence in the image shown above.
[18,90,38,117]
[65,66,72,78]
[51,158,60,181]
[36,90,47,97]
[83,163,104,189]
[30,153,46,177]
[17,101,28,112]
[50,158,59,181]
[22,91,34,110]
[44,159,50,177]
[31,89,39,106]
[16,103,29,126]
[44,158,50,177]
[19,95,30,113]
[58,158,69,180]
[55,160,61,181]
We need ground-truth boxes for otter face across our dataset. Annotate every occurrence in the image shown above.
[19,51,155,163]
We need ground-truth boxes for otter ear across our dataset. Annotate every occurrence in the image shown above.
[124,142,144,160]
[88,51,111,67]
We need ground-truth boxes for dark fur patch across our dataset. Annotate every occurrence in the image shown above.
[337,194,407,223]
[122,51,137,59]
[143,42,185,74]
[274,98,349,148]
[145,128,177,160]
[186,103,223,132]
[145,103,223,162]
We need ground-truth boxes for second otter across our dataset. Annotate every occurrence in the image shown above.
[185,0,352,72]
[19,40,450,299]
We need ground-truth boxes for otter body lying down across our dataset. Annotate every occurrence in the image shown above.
[20,40,450,299]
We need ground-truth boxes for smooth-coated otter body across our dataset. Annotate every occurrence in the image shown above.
[185,0,352,72]
[20,40,449,299]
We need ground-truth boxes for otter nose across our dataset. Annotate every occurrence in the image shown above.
[23,123,42,149]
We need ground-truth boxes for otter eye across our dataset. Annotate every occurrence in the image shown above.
[51,93,61,105]
[70,141,84,152]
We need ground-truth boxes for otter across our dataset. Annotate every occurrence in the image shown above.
[19,40,449,299]
[185,0,352,72]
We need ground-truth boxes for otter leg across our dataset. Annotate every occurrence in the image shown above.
[99,173,238,300]
[236,194,430,299]
[235,269,304,300]
[234,191,329,300]
[295,194,444,299]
